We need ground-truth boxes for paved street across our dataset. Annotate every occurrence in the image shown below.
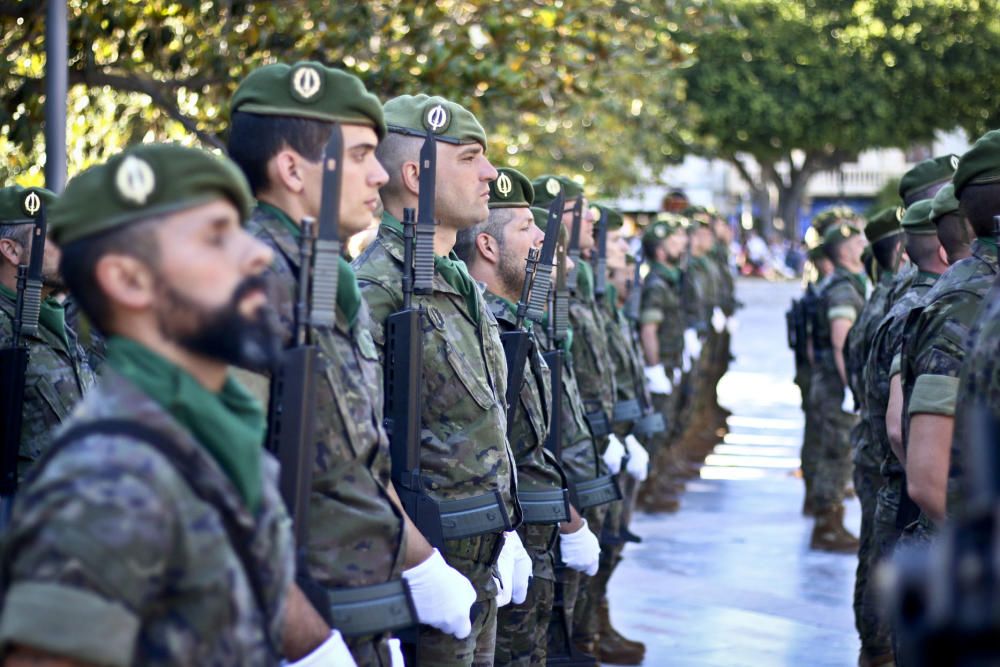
[608,277,862,667]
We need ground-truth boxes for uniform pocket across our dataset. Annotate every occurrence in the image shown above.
[444,341,496,410]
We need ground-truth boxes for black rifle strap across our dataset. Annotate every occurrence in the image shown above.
[28,419,278,655]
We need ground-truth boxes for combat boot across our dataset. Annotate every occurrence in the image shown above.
[810,504,859,553]
[597,600,646,665]
[858,649,895,667]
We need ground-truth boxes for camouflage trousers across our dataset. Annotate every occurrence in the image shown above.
[416,596,498,666]
[495,576,555,666]
[572,503,614,642]
[548,503,608,656]
[796,368,820,495]
[345,635,392,666]
[807,368,857,511]
[868,479,905,660]
[852,460,884,656]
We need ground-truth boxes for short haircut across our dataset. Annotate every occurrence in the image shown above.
[0,223,32,248]
[904,232,942,271]
[641,235,662,259]
[375,132,422,204]
[454,207,515,266]
[871,234,900,271]
[58,217,161,331]
[228,111,334,194]
[936,212,973,262]
[959,182,1000,238]
[822,236,846,263]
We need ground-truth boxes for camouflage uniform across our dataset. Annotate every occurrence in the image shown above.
[0,371,294,666]
[844,269,896,654]
[862,269,936,658]
[245,205,407,665]
[485,292,565,667]
[798,276,829,501]
[639,261,685,461]
[0,286,97,480]
[808,266,866,512]
[354,214,517,664]
[900,239,999,530]
[679,251,715,437]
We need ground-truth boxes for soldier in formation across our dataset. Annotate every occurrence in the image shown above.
[0,60,741,667]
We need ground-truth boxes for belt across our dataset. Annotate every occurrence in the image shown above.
[612,399,643,424]
[572,474,622,510]
[584,405,611,438]
[633,411,666,437]
[518,487,571,525]
[328,579,417,637]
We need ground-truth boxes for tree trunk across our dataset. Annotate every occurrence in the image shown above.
[751,184,773,237]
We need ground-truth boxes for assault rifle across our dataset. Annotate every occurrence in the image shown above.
[501,247,540,433]
[526,191,565,324]
[592,205,608,300]
[623,249,643,323]
[565,196,583,295]
[0,197,47,518]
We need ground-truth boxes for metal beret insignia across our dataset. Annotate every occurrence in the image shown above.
[950,155,960,170]
[22,191,41,217]
[115,156,156,206]
[496,172,513,197]
[291,65,323,102]
[424,104,450,134]
[546,178,561,196]
[896,207,904,222]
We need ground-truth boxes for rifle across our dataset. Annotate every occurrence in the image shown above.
[0,198,47,514]
[565,196,583,295]
[592,206,608,300]
[525,192,565,324]
[501,247,540,433]
[623,250,642,323]
[265,124,347,544]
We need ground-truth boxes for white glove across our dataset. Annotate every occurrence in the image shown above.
[494,531,532,607]
[842,386,857,414]
[711,307,726,334]
[624,434,650,482]
[644,364,673,395]
[559,519,601,576]
[403,549,475,639]
[684,328,702,360]
[388,639,405,667]
[726,316,739,334]
[602,434,627,474]
[681,350,692,373]
[283,630,356,666]
[673,366,682,385]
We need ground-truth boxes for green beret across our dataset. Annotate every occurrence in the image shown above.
[899,154,958,202]
[953,130,1000,198]
[531,206,568,246]
[532,175,583,209]
[593,204,623,231]
[0,185,57,225]
[231,62,386,139]
[930,183,960,223]
[822,221,862,246]
[864,206,902,243]
[488,168,533,209]
[50,144,253,246]
[812,206,858,236]
[900,198,936,235]
[642,220,680,244]
[383,94,486,148]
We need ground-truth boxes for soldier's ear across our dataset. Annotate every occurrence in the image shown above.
[939,244,950,266]
[0,237,21,267]
[269,149,308,195]
[475,231,499,265]
[94,253,156,314]
[400,159,421,199]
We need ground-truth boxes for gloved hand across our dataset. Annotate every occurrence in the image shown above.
[283,630,356,666]
[673,366,682,385]
[711,307,726,334]
[494,531,532,607]
[624,434,650,482]
[403,549,476,638]
[644,364,673,395]
[726,316,739,334]
[559,519,601,576]
[841,386,857,414]
[387,639,404,667]
[684,328,702,361]
[602,434,627,474]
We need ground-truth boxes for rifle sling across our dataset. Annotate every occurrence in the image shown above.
[572,474,623,510]
[327,578,417,637]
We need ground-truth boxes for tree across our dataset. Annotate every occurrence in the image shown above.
[1,0,691,195]
[667,0,1000,235]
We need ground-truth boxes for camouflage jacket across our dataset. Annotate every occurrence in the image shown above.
[682,253,719,333]
[0,372,293,666]
[353,216,516,517]
[900,239,998,518]
[711,242,738,315]
[568,264,617,435]
[812,266,866,385]
[864,271,938,485]
[601,294,649,438]
[640,262,684,370]
[485,291,564,581]
[846,270,896,410]
[0,288,97,480]
[245,206,407,591]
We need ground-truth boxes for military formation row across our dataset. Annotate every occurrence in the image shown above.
[0,61,737,667]
[787,131,1000,667]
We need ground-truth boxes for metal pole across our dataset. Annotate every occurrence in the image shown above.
[44,0,68,193]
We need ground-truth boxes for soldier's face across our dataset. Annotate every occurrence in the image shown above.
[151,199,282,370]
[606,230,629,269]
[435,142,497,229]
[497,207,544,296]
[339,124,388,239]
[664,232,686,261]
[609,265,630,299]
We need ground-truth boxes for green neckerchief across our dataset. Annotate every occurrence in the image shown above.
[382,211,481,326]
[577,260,594,300]
[650,261,680,284]
[606,283,620,314]
[0,283,69,348]
[257,201,361,327]
[494,293,533,331]
[105,336,266,512]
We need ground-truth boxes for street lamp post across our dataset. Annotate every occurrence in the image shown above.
[45,0,68,193]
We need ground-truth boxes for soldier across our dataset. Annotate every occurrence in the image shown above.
[843,206,904,664]
[453,167,600,666]
[354,95,528,665]
[809,215,867,552]
[0,144,346,665]
[901,131,1000,530]
[530,174,620,655]
[0,186,96,481]
[638,217,689,512]
[228,63,477,665]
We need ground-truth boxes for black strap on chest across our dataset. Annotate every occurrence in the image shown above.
[27,419,279,657]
